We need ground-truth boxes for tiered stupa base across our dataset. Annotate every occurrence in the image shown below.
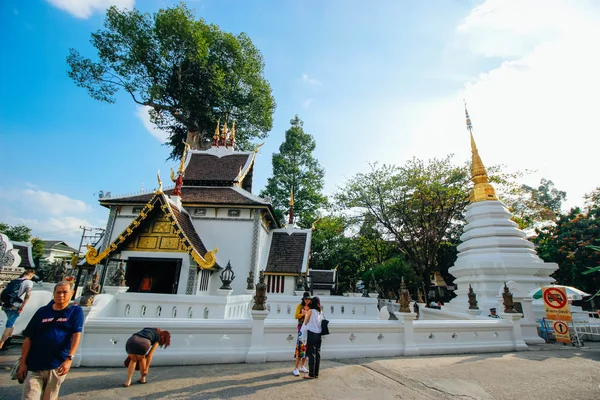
[445,201,556,314]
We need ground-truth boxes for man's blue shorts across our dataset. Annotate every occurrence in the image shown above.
[2,307,19,328]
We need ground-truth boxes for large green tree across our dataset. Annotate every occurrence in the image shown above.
[0,223,32,242]
[261,115,327,228]
[501,178,567,229]
[335,156,470,283]
[534,203,600,295]
[67,4,276,160]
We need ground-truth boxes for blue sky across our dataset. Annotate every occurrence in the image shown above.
[1,0,599,248]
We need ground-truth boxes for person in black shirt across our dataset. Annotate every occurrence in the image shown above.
[123,327,171,387]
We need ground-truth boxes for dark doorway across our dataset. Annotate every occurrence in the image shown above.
[125,257,182,294]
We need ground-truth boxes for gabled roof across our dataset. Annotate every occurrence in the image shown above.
[85,191,218,270]
[100,187,270,206]
[183,148,256,191]
[99,186,279,227]
[265,227,311,275]
[42,241,77,253]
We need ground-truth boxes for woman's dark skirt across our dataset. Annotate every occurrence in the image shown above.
[125,335,151,356]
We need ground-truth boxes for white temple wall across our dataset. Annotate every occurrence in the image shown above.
[255,218,270,277]
[75,311,517,367]
[109,215,136,243]
[191,218,254,294]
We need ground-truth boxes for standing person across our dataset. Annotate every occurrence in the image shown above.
[292,292,311,376]
[123,327,171,387]
[0,269,35,351]
[488,308,501,318]
[18,281,84,400]
[138,272,152,293]
[302,296,323,379]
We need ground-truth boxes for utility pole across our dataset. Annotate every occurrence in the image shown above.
[73,226,106,299]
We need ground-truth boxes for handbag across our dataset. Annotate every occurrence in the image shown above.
[321,313,330,336]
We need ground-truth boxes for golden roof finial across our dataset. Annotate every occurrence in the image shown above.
[222,119,228,138]
[230,121,236,142]
[464,100,497,203]
[178,140,190,176]
[289,187,294,206]
[213,119,220,140]
[156,170,163,193]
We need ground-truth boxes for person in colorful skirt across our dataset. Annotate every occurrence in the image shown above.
[292,292,311,376]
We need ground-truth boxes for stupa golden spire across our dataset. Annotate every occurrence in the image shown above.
[465,101,497,203]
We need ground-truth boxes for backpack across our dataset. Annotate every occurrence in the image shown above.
[1,279,23,307]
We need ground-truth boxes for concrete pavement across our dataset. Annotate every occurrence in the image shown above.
[1,343,599,399]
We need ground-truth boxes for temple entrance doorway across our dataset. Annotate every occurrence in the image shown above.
[126,257,182,294]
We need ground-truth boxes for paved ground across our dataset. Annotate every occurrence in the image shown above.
[1,343,599,400]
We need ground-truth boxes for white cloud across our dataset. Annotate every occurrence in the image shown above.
[135,106,170,143]
[0,186,104,245]
[302,99,313,108]
[407,0,600,209]
[46,0,134,19]
[301,73,322,86]
[322,0,600,211]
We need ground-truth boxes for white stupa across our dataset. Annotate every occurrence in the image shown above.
[445,105,557,314]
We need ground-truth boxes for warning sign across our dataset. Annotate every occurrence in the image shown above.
[553,321,571,343]
[542,286,572,321]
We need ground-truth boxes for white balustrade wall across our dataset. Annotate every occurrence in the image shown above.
[74,291,522,367]
[266,295,380,320]
[111,292,252,320]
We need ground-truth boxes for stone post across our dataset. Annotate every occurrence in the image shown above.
[246,309,270,363]
[466,309,483,318]
[394,312,419,356]
[499,312,528,351]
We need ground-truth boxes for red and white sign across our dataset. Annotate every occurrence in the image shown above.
[542,286,572,322]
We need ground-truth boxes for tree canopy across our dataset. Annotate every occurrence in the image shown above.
[534,202,600,295]
[0,222,32,242]
[334,156,470,282]
[260,115,327,228]
[67,3,276,160]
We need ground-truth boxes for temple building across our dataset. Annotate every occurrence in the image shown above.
[85,121,312,296]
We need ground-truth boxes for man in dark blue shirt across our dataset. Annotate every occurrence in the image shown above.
[18,281,85,400]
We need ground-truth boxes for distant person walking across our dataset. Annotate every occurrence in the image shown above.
[292,292,311,376]
[302,296,323,379]
[18,281,84,400]
[123,327,171,387]
[0,269,35,351]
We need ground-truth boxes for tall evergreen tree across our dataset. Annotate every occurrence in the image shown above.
[261,115,327,228]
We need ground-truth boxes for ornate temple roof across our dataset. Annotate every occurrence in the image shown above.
[100,186,270,206]
[85,190,218,269]
[183,150,255,189]
[265,230,310,275]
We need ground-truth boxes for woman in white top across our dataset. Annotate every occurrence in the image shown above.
[302,296,323,379]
